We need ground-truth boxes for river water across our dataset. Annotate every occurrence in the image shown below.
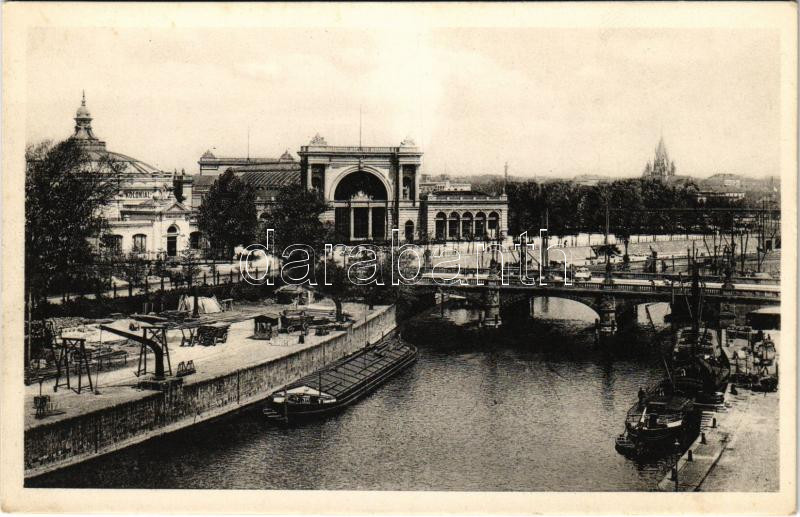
[29,298,676,491]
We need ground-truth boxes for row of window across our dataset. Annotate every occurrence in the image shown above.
[106,234,148,253]
[434,211,500,240]
[105,225,190,255]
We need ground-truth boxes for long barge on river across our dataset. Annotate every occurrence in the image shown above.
[263,339,417,423]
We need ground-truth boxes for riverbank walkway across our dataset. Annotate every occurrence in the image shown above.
[658,331,780,492]
[25,300,376,431]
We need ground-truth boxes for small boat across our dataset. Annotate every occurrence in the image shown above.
[263,339,417,423]
[617,385,697,456]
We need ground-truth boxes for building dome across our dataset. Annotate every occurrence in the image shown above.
[75,91,91,119]
[279,149,294,161]
[66,93,162,176]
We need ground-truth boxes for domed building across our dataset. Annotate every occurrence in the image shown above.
[68,93,195,257]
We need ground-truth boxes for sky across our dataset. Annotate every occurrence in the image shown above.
[25,26,781,179]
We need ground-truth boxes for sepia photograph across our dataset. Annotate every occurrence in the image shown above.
[1,2,796,514]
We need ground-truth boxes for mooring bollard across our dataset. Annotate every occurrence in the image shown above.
[687,450,693,462]
[712,417,717,428]
[701,432,707,444]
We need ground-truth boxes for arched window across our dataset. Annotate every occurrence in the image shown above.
[435,212,446,240]
[461,212,473,240]
[474,212,487,239]
[107,234,123,254]
[132,234,147,253]
[448,212,461,240]
[167,225,179,257]
[488,211,499,239]
[404,220,415,242]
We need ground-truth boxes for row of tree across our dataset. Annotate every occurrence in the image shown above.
[502,178,760,238]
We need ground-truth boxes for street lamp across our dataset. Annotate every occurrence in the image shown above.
[671,437,682,491]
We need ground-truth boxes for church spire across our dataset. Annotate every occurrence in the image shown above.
[643,135,675,180]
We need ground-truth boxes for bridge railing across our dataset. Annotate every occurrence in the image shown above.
[411,271,780,301]
[602,270,780,285]
[414,265,780,286]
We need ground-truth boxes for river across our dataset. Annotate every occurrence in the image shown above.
[28,298,676,491]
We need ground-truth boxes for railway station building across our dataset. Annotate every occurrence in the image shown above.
[297,134,508,242]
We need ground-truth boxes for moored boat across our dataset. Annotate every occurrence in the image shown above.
[263,339,417,423]
[616,383,698,457]
[672,327,730,406]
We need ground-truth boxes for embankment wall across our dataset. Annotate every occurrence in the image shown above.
[25,305,397,478]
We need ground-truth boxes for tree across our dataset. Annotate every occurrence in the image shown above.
[259,184,332,257]
[25,139,121,309]
[608,179,644,261]
[314,260,351,321]
[180,249,202,287]
[115,253,148,297]
[197,169,258,258]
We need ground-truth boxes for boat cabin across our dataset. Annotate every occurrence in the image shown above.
[273,385,336,405]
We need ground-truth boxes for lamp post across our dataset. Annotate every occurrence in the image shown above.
[671,437,681,491]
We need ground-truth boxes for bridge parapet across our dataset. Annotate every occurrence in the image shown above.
[413,274,778,301]
[415,265,779,285]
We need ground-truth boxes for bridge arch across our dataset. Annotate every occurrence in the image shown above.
[526,294,602,320]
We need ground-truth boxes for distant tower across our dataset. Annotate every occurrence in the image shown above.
[70,91,106,151]
[642,136,675,180]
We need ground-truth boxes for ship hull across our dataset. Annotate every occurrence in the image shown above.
[264,342,417,423]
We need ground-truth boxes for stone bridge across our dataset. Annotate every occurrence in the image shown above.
[407,267,780,333]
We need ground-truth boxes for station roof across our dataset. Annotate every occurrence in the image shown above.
[236,168,300,186]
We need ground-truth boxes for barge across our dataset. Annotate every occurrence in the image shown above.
[263,339,417,423]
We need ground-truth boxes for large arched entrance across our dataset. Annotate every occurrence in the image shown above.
[333,170,389,241]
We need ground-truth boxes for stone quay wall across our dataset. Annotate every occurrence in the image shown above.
[25,305,398,478]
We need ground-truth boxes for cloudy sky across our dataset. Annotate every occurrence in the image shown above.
[25,26,780,178]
